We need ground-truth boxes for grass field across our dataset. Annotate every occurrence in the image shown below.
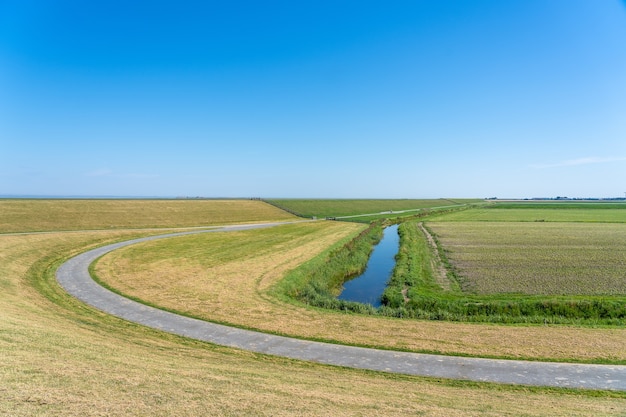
[3,199,626,415]
[265,198,482,218]
[94,220,626,363]
[0,199,296,233]
[372,201,626,323]
[427,201,626,296]
[427,222,626,295]
[434,202,626,223]
[258,201,626,324]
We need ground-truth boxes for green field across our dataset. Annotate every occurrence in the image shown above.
[2,199,626,415]
[94,215,626,363]
[434,201,626,223]
[265,198,482,218]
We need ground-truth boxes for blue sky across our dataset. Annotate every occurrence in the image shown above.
[2,0,626,198]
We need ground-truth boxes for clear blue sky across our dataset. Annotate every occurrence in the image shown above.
[2,0,626,198]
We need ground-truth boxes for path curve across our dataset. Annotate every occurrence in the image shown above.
[56,222,626,391]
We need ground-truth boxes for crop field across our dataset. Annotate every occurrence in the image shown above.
[3,199,626,415]
[93,218,626,363]
[426,201,626,296]
[265,198,482,218]
[426,222,626,295]
[376,201,626,323]
[0,199,296,233]
[433,202,626,223]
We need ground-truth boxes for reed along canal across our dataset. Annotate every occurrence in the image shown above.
[338,224,400,307]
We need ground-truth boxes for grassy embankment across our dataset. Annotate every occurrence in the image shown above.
[0,198,296,233]
[93,201,626,364]
[265,198,484,222]
[7,199,626,415]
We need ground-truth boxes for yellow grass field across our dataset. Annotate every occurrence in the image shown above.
[95,222,626,363]
[0,199,296,233]
[2,200,625,415]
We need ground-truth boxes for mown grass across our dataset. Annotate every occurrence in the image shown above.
[0,199,296,233]
[11,232,626,416]
[381,221,457,310]
[94,220,626,363]
[436,201,626,223]
[7,225,626,414]
[277,220,386,315]
[264,198,482,218]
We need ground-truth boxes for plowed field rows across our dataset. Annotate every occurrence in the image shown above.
[427,222,626,295]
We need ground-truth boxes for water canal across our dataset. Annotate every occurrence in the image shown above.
[337,224,400,307]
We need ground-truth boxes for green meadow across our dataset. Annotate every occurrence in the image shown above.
[265,198,483,218]
[434,201,626,223]
[2,199,625,416]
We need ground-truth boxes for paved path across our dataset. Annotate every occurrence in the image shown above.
[332,204,466,219]
[56,223,626,391]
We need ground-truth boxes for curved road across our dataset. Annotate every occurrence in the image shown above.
[56,222,626,391]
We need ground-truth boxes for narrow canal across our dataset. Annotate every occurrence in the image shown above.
[337,224,400,307]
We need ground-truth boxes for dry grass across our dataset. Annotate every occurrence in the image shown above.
[4,232,625,415]
[95,223,626,363]
[0,199,296,233]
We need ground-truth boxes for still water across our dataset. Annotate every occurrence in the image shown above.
[337,224,400,307]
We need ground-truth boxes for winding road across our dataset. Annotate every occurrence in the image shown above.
[56,222,626,391]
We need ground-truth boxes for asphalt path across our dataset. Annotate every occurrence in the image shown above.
[56,222,626,391]
[332,204,466,219]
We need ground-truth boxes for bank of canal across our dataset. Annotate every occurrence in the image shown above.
[338,224,400,307]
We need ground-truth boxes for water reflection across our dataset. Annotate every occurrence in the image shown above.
[337,224,399,307]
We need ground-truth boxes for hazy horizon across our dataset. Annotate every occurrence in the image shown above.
[2,194,625,201]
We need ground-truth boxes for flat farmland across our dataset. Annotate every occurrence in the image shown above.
[433,203,626,223]
[94,221,626,362]
[426,222,626,295]
[2,199,626,415]
[11,231,622,415]
[266,198,481,218]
